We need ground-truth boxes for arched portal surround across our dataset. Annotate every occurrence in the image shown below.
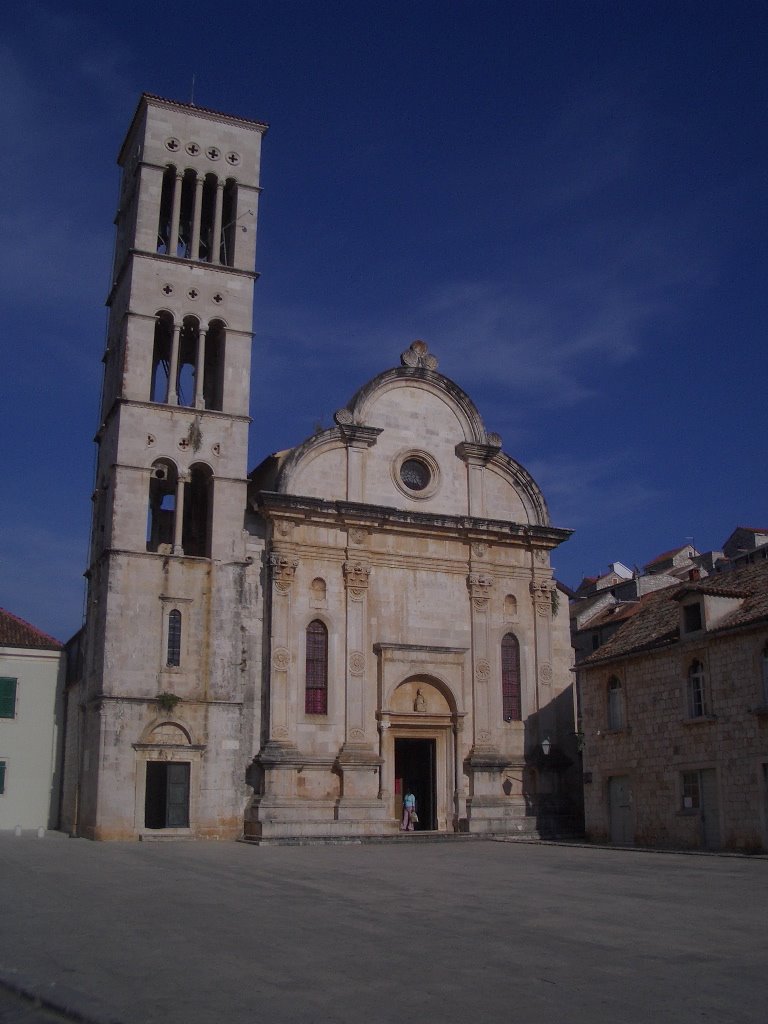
[132,717,206,837]
[374,644,468,832]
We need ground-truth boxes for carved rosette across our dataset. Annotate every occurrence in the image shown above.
[349,651,366,676]
[530,580,555,616]
[343,560,371,599]
[269,552,299,593]
[272,647,290,672]
[348,527,366,546]
[475,659,491,681]
[349,727,366,742]
[539,663,553,683]
[468,572,493,610]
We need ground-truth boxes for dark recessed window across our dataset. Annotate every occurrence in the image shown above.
[683,603,702,633]
[400,458,431,491]
[0,678,17,719]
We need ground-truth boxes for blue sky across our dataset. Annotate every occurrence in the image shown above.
[1,1,766,641]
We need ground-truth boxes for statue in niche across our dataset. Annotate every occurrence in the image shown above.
[414,688,426,712]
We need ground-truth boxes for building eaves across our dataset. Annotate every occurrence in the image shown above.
[581,560,768,668]
[0,609,62,651]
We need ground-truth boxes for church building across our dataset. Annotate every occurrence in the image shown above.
[61,94,578,841]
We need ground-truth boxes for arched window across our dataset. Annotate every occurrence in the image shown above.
[146,459,178,553]
[501,633,521,722]
[150,311,174,402]
[203,319,226,411]
[167,610,182,667]
[176,316,200,408]
[156,165,176,254]
[686,660,706,718]
[182,463,213,558]
[305,620,328,715]
[607,677,623,730]
[220,179,238,266]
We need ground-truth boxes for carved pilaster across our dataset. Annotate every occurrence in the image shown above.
[341,559,373,752]
[269,551,299,593]
[467,571,497,751]
[530,579,556,730]
[343,560,371,599]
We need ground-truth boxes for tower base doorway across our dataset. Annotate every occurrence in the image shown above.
[394,738,436,831]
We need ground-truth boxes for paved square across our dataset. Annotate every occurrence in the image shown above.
[0,836,765,1024]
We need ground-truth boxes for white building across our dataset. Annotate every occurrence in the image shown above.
[0,609,64,831]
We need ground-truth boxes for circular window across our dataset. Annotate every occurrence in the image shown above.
[392,449,441,500]
[400,458,431,491]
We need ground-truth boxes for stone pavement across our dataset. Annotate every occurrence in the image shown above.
[0,833,766,1024]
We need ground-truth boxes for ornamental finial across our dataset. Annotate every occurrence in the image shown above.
[400,340,438,370]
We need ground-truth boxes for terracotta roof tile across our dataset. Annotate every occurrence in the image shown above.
[581,560,768,666]
[0,609,62,650]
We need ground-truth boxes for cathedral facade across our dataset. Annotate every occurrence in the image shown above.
[61,95,577,841]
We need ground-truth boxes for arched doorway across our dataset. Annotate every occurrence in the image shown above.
[382,677,458,832]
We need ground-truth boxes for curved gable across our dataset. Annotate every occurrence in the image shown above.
[270,341,550,526]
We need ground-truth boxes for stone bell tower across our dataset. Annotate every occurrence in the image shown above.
[76,95,267,839]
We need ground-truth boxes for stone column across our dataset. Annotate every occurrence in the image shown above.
[167,322,181,405]
[172,473,186,555]
[190,174,204,261]
[267,552,299,748]
[212,180,225,265]
[194,328,208,409]
[168,171,183,259]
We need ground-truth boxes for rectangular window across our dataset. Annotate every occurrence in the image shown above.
[683,604,702,633]
[0,678,17,719]
[0,760,5,794]
[681,771,700,810]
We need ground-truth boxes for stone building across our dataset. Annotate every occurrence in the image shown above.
[579,560,768,851]
[62,94,578,841]
[0,609,64,832]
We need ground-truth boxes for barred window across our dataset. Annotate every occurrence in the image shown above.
[167,610,182,667]
[501,633,521,722]
[305,620,328,715]
[681,770,701,810]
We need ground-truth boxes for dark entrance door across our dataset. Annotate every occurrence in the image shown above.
[145,761,190,828]
[394,738,436,830]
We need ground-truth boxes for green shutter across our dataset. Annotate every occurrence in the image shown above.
[0,678,17,719]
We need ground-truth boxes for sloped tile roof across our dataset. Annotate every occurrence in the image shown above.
[644,545,691,568]
[582,560,768,667]
[0,609,62,650]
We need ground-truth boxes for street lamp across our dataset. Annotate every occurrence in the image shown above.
[541,736,551,756]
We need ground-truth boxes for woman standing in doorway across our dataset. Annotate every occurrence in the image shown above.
[401,788,417,831]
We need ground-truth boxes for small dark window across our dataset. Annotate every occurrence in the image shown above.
[0,678,17,719]
[167,610,182,667]
[305,620,328,715]
[0,760,6,794]
[683,604,702,633]
[501,633,521,721]
[591,632,600,651]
